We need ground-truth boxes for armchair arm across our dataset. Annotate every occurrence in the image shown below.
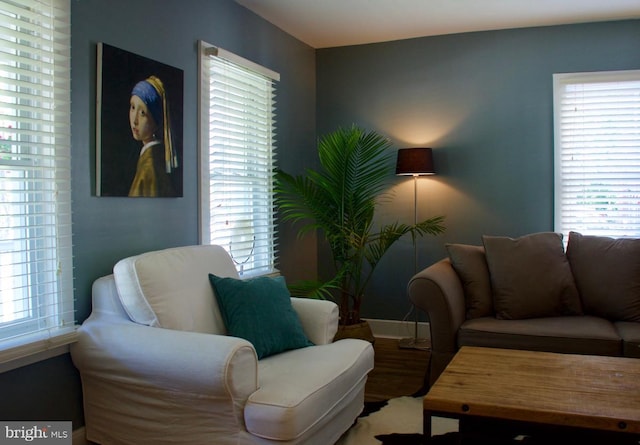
[290,297,339,345]
[71,317,258,400]
[71,317,259,444]
[408,258,466,384]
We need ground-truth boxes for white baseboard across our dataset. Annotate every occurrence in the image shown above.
[364,318,430,340]
[73,427,89,445]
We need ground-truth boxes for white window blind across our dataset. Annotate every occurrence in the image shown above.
[554,70,640,238]
[0,0,75,364]
[198,41,279,277]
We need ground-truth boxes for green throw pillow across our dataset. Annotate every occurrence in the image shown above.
[208,274,313,359]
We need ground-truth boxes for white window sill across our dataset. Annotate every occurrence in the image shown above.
[0,329,79,373]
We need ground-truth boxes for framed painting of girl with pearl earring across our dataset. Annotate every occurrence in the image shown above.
[96,42,184,197]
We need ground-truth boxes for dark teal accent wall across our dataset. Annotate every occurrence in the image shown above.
[1,4,638,430]
[0,0,316,428]
[316,20,640,321]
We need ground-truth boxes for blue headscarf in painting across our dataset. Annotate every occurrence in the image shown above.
[130,75,178,173]
[132,78,163,127]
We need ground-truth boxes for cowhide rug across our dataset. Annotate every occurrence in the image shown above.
[335,396,459,445]
[335,396,627,445]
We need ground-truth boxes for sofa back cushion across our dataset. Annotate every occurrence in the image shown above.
[482,232,582,320]
[446,244,493,319]
[113,245,239,334]
[567,231,640,322]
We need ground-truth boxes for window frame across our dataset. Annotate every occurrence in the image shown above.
[553,69,640,239]
[197,41,279,278]
[0,0,76,372]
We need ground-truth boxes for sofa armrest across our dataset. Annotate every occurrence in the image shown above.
[408,258,466,355]
[408,258,466,385]
[290,297,339,345]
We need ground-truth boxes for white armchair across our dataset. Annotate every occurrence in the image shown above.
[71,245,374,445]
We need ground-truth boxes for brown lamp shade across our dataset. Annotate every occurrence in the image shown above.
[395,148,435,176]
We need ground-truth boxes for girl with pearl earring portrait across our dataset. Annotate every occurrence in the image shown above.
[96,43,183,197]
[128,75,178,197]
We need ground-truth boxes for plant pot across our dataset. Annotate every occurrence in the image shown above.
[334,320,375,344]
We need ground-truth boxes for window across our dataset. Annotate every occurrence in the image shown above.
[554,70,640,238]
[0,0,74,366]
[198,41,279,277]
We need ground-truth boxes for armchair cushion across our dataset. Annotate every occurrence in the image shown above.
[567,231,640,322]
[482,232,582,320]
[113,245,238,334]
[446,244,493,319]
[209,274,313,359]
[246,339,373,441]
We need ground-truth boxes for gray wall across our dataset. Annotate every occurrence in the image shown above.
[0,0,316,427]
[316,20,640,321]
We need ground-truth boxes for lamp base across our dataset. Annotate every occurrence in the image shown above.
[398,337,431,351]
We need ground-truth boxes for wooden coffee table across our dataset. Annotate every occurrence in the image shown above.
[423,346,640,443]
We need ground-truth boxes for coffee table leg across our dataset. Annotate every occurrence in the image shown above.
[423,410,433,444]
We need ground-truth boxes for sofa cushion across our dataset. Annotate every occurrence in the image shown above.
[245,338,374,441]
[446,244,493,319]
[459,315,622,356]
[113,245,238,334]
[615,322,640,358]
[482,232,582,320]
[209,274,313,359]
[567,231,640,322]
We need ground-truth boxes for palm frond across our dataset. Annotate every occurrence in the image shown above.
[275,169,340,237]
[410,215,447,241]
[286,279,340,300]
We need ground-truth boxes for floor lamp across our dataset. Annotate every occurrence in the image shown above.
[395,147,435,350]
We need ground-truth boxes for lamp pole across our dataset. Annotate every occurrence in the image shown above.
[395,147,434,350]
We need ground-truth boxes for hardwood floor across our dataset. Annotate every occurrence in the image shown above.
[364,337,430,402]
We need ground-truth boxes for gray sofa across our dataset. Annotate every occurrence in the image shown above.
[409,231,640,387]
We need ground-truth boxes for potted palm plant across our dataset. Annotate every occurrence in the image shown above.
[275,125,445,340]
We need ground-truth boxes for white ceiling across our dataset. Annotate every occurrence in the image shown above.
[234,0,640,48]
